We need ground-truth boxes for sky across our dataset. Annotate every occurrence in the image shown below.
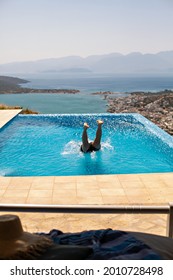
[0,0,173,64]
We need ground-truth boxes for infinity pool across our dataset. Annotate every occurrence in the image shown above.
[0,113,173,176]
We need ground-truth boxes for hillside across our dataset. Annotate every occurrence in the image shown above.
[0,76,29,91]
[107,90,173,135]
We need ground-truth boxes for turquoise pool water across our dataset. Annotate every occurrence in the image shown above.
[0,113,173,176]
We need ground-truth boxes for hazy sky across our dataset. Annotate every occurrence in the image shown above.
[0,0,173,64]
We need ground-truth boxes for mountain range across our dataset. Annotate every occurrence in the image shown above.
[0,51,173,75]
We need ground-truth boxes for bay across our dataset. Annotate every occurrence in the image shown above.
[0,93,107,114]
[0,73,173,113]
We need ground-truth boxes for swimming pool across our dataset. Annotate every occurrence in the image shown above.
[0,113,173,176]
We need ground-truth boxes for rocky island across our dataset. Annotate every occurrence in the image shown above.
[0,76,80,94]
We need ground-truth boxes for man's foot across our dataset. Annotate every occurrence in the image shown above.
[97,120,104,125]
[84,122,89,129]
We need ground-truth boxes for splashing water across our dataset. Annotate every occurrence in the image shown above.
[61,138,113,156]
[0,168,15,176]
[101,138,114,151]
[61,140,81,155]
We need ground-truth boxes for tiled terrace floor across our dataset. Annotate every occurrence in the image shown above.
[0,173,173,236]
[0,173,173,205]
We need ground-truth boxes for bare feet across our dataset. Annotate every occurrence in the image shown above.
[84,122,89,129]
[97,120,104,125]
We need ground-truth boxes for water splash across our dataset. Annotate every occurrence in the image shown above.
[61,140,81,155]
[61,138,114,156]
[0,168,14,176]
[101,138,114,151]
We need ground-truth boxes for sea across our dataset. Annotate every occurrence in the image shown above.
[0,73,173,113]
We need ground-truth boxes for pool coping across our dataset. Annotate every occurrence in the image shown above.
[0,109,22,129]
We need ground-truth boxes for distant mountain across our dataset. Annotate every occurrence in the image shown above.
[41,67,92,73]
[0,51,173,74]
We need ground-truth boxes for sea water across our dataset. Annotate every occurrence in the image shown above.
[0,74,173,113]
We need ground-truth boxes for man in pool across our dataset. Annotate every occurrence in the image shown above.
[80,120,104,153]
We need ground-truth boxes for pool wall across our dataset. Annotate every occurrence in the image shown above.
[133,113,173,148]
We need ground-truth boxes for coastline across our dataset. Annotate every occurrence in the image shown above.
[1,90,173,135]
[0,75,80,94]
[0,88,80,94]
[1,75,173,135]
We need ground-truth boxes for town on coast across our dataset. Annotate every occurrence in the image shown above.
[93,90,173,135]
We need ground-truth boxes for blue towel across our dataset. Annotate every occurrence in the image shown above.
[40,228,162,260]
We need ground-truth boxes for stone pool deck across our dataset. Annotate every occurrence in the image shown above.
[0,173,173,235]
[0,110,173,236]
[0,109,22,128]
[0,173,173,205]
